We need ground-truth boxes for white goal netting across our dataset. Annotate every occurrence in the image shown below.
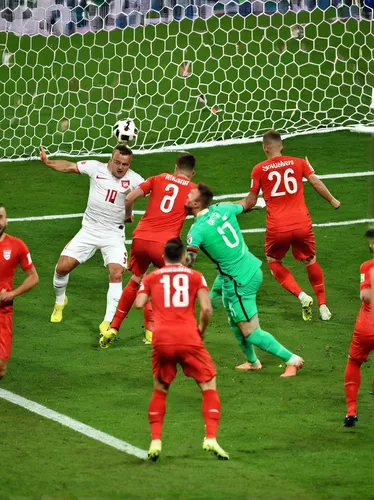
[0,0,373,159]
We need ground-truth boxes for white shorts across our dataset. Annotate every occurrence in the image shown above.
[61,226,127,268]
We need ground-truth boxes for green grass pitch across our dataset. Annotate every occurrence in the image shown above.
[1,130,373,498]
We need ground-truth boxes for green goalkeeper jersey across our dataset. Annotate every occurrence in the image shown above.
[187,203,261,285]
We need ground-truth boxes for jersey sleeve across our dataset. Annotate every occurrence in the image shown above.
[302,159,315,179]
[250,165,262,194]
[360,262,373,290]
[130,172,145,190]
[187,224,203,252]
[138,176,154,196]
[76,160,101,177]
[18,240,33,271]
[138,274,152,296]
[226,203,244,217]
[195,271,209,292]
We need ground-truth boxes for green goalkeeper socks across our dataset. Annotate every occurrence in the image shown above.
[248,328,293,362]
[230,321,258,364]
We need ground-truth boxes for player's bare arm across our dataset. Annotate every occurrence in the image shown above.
[134,292,149,309]
[125,187,145,221]
[0,265,39,304]
[40,147,77,173]
[197,288,212,337]
[237,192,259,213]
[305,158,340,209]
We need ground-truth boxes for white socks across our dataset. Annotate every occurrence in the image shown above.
[104,282,123,322]
[53,270,69,305]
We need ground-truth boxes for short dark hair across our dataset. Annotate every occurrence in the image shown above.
[176,154,195,172]
[365,228,374,238]
[263,130,282,146]
[114,144,133,156]
[164,238,184,263]
[197,183,213,209]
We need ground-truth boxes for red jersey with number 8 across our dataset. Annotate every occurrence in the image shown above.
[133,173,196,243]
[138,265,209,346]
[250,156,315,232]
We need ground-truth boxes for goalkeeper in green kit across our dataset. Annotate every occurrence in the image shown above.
[185,183,304,377]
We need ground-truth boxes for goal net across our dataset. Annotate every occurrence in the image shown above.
[0,1,373,160]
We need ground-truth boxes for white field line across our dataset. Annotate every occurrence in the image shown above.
[241,218,374,234]
[0,388,148,460]
[214,171,374,200]
[0,125,355,162]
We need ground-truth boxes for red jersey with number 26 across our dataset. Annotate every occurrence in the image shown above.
[0,234,33,311]
[132,173,196,243]
[138,265,209,346]
[354,260,374,336]
[250,156,315,232]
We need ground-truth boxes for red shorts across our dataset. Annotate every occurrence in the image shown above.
[129,238,165,277]
[265,226,316,261]
[0,310,13,361]
[152,344,216,385]
[349,332,374,363]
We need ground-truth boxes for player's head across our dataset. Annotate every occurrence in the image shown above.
[0,204,7,238]
[185,183,214,215]
[365,228,374,253]
[263,130,283,156]
[164,238,185,265]
[108,145,133,178]
[175,154,196,179]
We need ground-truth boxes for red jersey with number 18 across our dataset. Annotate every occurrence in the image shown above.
[250,156,315,232]
[138,265,209,346]
[132,173,196,243]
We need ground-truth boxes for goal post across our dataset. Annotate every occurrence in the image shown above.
[0,2,373,160]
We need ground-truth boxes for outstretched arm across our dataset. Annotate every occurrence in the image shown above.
[0,266,39,305]
[236,192,259,213]
[197,288,212,337]
[125,187,145,220]
[40,147,77,173]
[305,158,340,209]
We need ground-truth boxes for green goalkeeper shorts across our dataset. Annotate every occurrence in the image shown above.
[222,268,263,324]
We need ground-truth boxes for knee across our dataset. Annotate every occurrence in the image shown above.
[109,266,124,283]
[0,364,7,380]
[56,262,71,276]
[302,256,316,266]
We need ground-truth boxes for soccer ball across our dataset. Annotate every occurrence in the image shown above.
[113,119,138,143]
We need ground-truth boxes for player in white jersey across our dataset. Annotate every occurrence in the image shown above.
[40,144,144,334]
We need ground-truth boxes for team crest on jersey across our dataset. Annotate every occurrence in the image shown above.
[3,249,11,260]
[121,180,130,189]
[187,235,192,245]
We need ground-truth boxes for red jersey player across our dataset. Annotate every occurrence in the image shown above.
[343,229,374,427]
[100,154,196,348]
[0,204,39,379]
[134,238,228,461]
[241,130,341,321]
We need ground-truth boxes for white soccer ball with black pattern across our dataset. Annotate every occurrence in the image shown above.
[113,119,138,143]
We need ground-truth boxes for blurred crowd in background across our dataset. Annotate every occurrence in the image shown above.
[0,0,372,36]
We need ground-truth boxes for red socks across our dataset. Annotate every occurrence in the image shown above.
[306,261,326,306]
[268,261,303,297]
[344,358,361,417]
[148,389,167,440]
[202,389,221,439]
[143,300,154,332]
[111,279,140,330]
